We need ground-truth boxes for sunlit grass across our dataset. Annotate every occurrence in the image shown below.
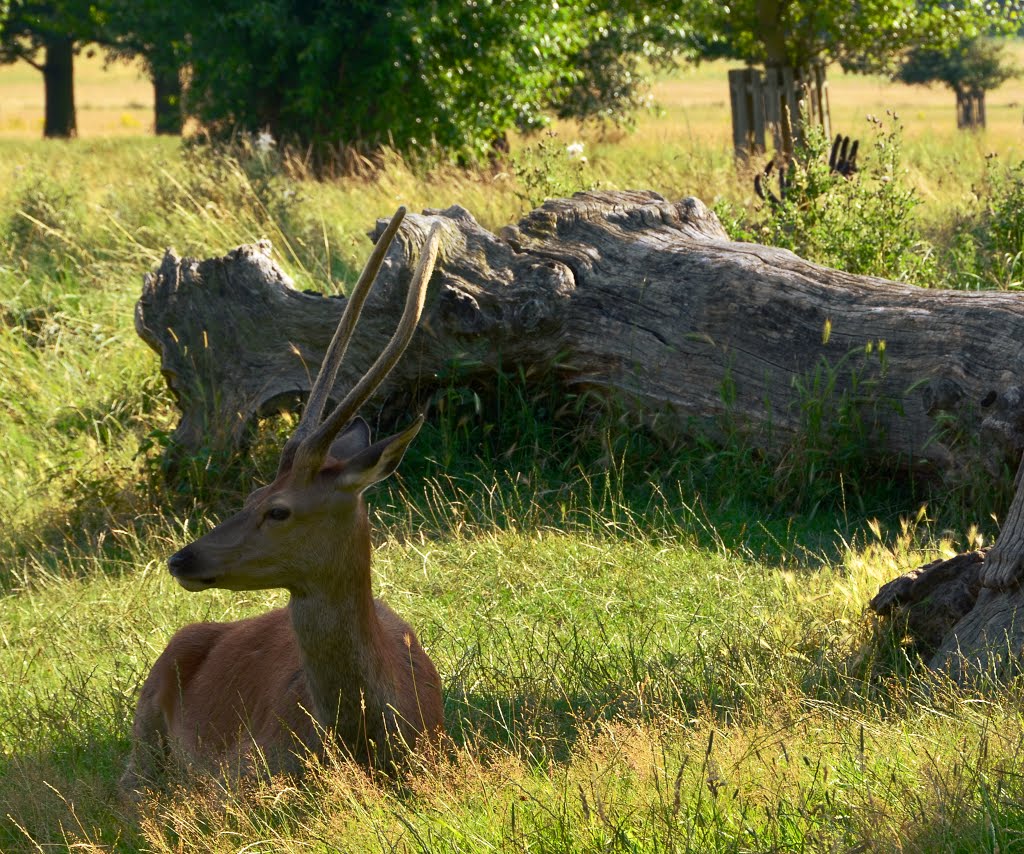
[1,500,1022,851]
[3,49,1024,850]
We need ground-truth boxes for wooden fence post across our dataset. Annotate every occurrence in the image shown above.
[729,64,831,159]
[729,68,768,159]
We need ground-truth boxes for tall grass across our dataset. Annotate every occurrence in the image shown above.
[2,105,1024,849]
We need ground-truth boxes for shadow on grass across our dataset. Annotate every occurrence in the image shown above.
[0,730,146,853]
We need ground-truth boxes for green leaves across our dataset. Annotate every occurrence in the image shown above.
[179,0,609,162]
[898,36,1018,95]
[689,0,1021,73]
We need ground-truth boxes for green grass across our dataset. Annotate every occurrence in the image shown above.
[3,79,1024,849]
[2,509,1023,851]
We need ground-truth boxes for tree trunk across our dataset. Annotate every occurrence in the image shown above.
[870,452,1024,684]
[43,35,76,139]
[956,89,986,129]
[136,191,1024,493]
[153,64,183,136]
[756,0,788,70]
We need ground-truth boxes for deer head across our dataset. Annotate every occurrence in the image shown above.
[167,208,442,595]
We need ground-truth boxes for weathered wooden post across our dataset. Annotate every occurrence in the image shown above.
[729,68,766,158]
[729,65,831,159]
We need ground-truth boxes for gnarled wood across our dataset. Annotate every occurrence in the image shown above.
[980,456,1024,589]
[869,549,987,656]
[872,453,1024,684]
[137,190,1024,489]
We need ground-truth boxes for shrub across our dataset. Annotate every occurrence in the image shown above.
[724,117,937,286]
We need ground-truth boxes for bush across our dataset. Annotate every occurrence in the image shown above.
[723,117,937,286]
[184,1,594,165]
[928,156,1024,290]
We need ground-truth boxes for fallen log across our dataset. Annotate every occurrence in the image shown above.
[136,189,1024,483]
[869,456,1024,684]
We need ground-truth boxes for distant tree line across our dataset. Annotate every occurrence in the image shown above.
[0,0,1018,152]
[0,0,701,154]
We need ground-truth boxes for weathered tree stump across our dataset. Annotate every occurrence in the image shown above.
[869,549,987,657]
[870,455,1024,684]
[136,190,1024,483]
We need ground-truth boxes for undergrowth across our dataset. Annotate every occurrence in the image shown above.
[721,117,937,285]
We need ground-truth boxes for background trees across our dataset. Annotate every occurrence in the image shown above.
[179,0,702,163]
[897,37,1017,128]
[692,0,916,71]
[0,0,99,137]
[181,0,591,161]
[0,0,1019,150]
[99,0,189,135]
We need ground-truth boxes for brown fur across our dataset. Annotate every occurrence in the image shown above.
[123,602,442,787]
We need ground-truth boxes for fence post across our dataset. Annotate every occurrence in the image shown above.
[728,64,832,159]
[729,68,750,159]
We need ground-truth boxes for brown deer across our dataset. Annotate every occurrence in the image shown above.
[122,208,445,792]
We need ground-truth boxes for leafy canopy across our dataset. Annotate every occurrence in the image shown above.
[690,0,1018,70]
[898,37,1018,95]
[0,0,99,68]
[182,0,621,161]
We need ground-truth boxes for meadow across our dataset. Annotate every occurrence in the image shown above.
[2,49,1024,851]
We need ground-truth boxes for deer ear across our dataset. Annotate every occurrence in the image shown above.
[337,415,423,491]
[328,417,372,462]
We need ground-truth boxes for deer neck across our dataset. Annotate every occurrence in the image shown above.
[286,515,394,753]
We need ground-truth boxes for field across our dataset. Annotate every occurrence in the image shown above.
[3,48,1024,852]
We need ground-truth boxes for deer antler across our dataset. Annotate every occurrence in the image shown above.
[286,214,443,480]
[754,157,788,208]
[278,208,408,474]
[754,134,861,209]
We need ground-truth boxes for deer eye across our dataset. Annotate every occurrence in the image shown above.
[266,507,291,522]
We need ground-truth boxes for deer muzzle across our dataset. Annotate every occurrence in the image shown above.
[168,545,218,591]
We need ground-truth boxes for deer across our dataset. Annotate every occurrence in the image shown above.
[122,208,445,793]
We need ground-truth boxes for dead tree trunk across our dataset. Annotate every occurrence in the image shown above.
[871,453,1024,684]
[137,190,1024,483]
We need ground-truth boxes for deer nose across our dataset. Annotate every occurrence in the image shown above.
[168,546,196,576]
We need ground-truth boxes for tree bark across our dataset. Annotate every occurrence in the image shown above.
[43,35,76,139]
[153,64,183,136]
[136,190,1024,483]
[872,452,1024,684]
[756,0,789,69]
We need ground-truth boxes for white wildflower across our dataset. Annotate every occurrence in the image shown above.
[255,130,276,155]
[566,141,585,159]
